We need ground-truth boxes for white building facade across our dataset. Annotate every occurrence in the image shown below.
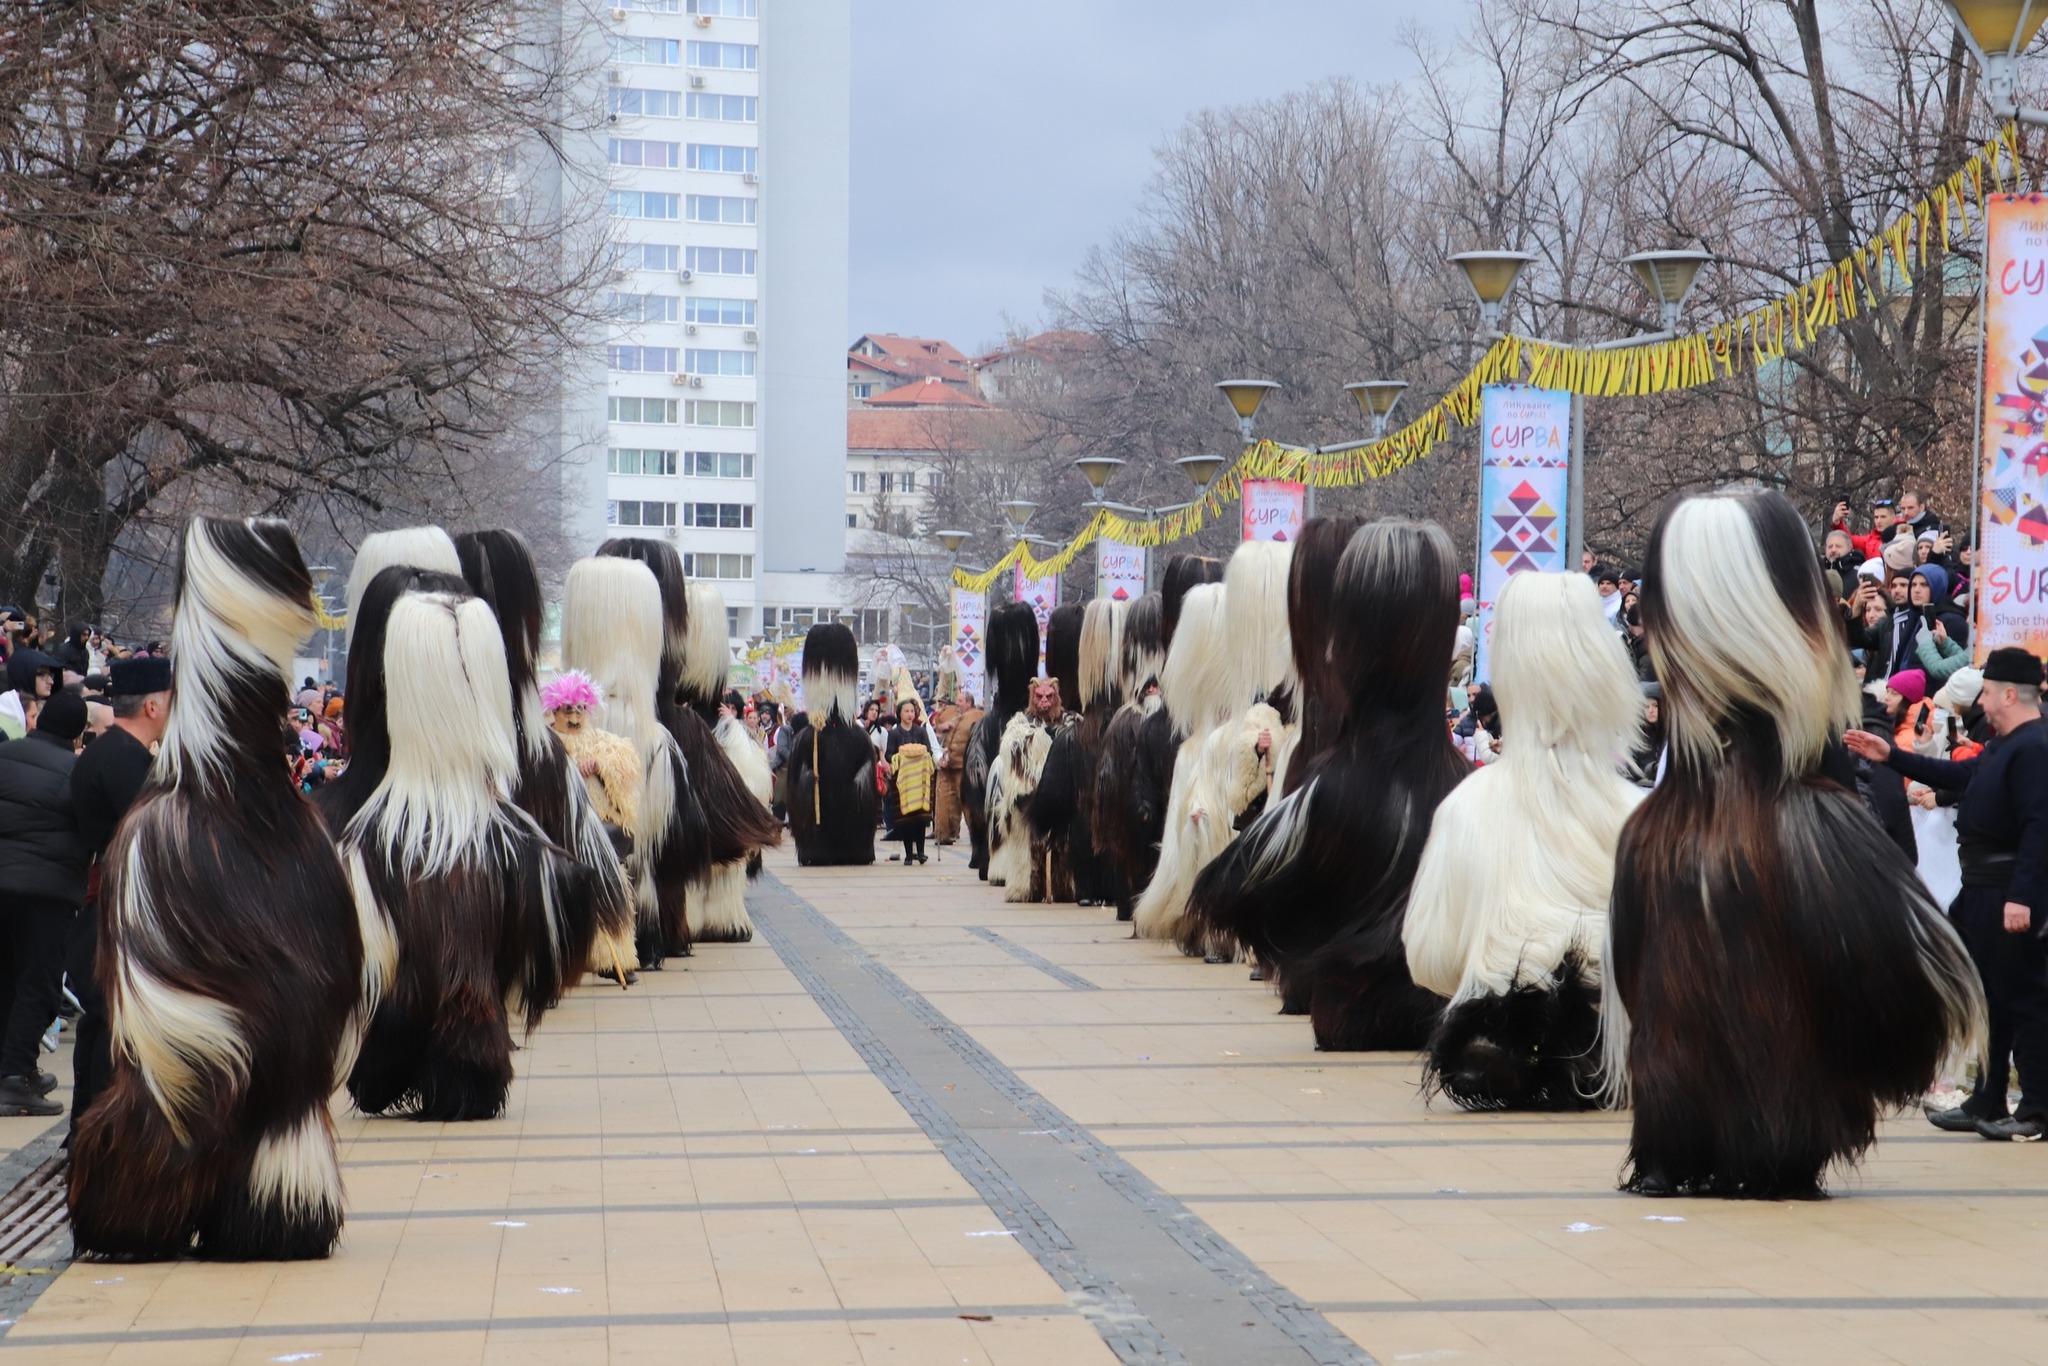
[572,0,850,642]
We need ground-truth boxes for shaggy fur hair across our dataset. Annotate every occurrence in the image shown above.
[687,713,773,940]
[343,526,460,646]
[70,517,366,1261]
[966,603,1040,879]
[1034,598,1126,906]
[1283,516,1364,794]
[991,710,1058,900]
[1403,572,1643,1110]
[1093,594,1166,919]
[1186,519,1467,1048]
[786,624,878,865]
[455,528,619,1005]
[676,582,781,939]
[334,582,586,1122]
[1134,584,1239,941]
[1605,487,1984,1198]
[1160,554,1224,652]
[561,555,700,969]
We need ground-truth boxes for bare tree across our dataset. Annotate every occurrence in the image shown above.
[0,0,612,627]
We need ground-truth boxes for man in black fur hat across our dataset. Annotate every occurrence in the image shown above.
[1849,645,2048,1141]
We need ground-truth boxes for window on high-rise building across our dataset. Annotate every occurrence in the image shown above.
[682,553,755,580]
[685,144,757,175]
[686,450,755,478]
[687,0,757,15]
[607,190,680,220]
[625,0,682,11]
[606,500,678,527]
[684,246,755,275]
[608,88,681,118]
[683,297,755,325]
[608,293,680,323]
[619,242,681,271]
[609,397,681,424]
[686,41,758,69]
[683,349,754,377]
[612,36,681,65]
[608,345,679,374]
[607,448,680,475]
[681,502,754,529]
[609,139,681,168]
[685,194,757,225]
[687,93,758,123]
[683,399,754,427]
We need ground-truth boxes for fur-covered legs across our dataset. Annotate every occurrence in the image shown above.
[198,1107,345,1260]
[686,862,754,943]
[348,982,514,1123]
[1423,958,1604,1112]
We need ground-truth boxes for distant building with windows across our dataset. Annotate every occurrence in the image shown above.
[561,0,851,644]
[846,334,977,406]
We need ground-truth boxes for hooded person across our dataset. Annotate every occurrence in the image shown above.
[1032,598,1125,907]
[321,565,587,1123]
[679,582,777,940]
[963,603,1040,881]
[1606,486,1983,1197]
[785,622,879,865]
[1092,592,1166,921]
[454,528,622,1001]
[69,517,369,1260]
[597,538,778,952]
[1402,572,1643,1110]
[1184,519,1466,1048]
[560,554,701,969]
[542,669,643,982]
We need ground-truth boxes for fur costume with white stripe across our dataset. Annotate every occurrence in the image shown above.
[561,555,696,969]
[1032,598,1125,906]
[681,581,776,941]
[1094,592,1167,921]
[455,528,622,1001]
[69,517,365,1261]
[1186,520,1466,1050]
[991,703,1060,901]
[330,572,588,1122]
[1403,572,1643,1110]
[1605,488,1983,1197]
[1133,583,1239,941]
[786,623,878,865]
[967,603,1040,880]
[1282,516,1363,794]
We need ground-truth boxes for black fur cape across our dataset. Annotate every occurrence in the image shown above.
[786,624,878,865]
[964,602,1039,879]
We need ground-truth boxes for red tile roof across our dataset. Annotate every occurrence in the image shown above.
[848,406,1003,452]
[863,376,992,409]
[847,333,974,382]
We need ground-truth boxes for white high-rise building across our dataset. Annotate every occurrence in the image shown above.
[567,0,850,643]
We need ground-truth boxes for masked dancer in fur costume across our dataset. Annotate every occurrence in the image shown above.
[1094,592,1166,921]
[70,517,369,1261]
[786,622,879,864]
[1033,598,1124,906]
[543,671,643,983]
[1188,520,1465,1049]
[326,567,586,1122]
[561,555,698,969]
[1604,487,1983,1198]
[964,602,1040,880]
[455,528,622,1000]
[1282,516,1363,794]
[994,656,1075,902]
[681,582,776,941]
[1403,572,1642,1110]
[344,526,461,647]
[1004,604,1083,901]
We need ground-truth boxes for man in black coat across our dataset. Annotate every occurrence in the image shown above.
[1847,646,2048,1141]
[65,656,170,1130]
[0,690,91,1116]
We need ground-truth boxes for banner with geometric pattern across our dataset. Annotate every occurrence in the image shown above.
[1976,194,2048,661]
[1473,384,1572,681]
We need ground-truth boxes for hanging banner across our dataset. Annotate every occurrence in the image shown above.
[1473,384,1572,681]
[1096,537,1147,601]
[950,586,987,707]
[1241,478,1305,542]
[1015,564,1060,674]
[1977,193,2048,661]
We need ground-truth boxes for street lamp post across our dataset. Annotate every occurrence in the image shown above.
[1343,381,1408,439]
[1072,456,1125,503]
[1941,1,2048,123]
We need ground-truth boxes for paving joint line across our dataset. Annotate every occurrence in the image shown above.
[961,925,1101,991]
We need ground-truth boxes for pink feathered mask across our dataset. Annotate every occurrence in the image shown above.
[541,669,606,713]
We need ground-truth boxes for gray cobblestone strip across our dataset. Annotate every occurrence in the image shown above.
[753,872,1375,1366]
[962,925,1101,990]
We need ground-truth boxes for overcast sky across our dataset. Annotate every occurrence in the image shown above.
[848,1,1450,354]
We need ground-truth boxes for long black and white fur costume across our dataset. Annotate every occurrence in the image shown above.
[455,528,623,1001]
[325,567,586,1122]
[1186,519,1465,1050]
[1093,592,1166,922]
[786,623,879,865]
[1604,487,1983,1197]
[965,602,1039,880]
[560,555,700,970]
[680,581,776,940]
[1403,571,1642,1110]
[598,538,779,951]
[997,604,1081,902]
[1033,598,1124,906]
[69,517,371,1261]
[1281,515,1363,795]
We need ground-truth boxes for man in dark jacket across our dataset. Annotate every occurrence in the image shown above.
[65,656,169,1129]
[1847,646,2048,1141]
[0,689,90,1116]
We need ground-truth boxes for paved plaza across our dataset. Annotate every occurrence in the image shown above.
[0,849,2043,1363]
